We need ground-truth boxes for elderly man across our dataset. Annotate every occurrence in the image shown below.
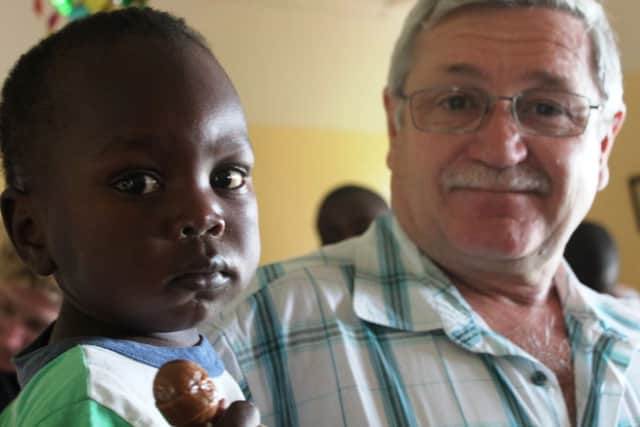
[206,1,637,426]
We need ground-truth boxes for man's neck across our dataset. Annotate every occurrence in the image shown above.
[456,270,577,427]
[444,257,562,306]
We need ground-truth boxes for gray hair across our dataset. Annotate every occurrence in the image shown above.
[387,0,623,125]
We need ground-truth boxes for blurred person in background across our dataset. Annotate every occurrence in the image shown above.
[565,220,639,299]
[0,233,60,411]
[316,184,389,245]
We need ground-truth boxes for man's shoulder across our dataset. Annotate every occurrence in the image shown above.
[585,289,640,340]
[251,214,410,291]
[206,240,365,341]
[255,241,359,288]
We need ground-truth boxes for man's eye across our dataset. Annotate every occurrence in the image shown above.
[523,100,566,117]
[211,169,247,190]
[438,94,477,111]
[535,102,564,116]
[112,173,161,195]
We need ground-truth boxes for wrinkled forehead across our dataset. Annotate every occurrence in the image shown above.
[418,4,599,88]
[423,3,588,29]
[410,5,596,88]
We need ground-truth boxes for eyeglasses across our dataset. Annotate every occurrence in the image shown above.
[398,86,602,137]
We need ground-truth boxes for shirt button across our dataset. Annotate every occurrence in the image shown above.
[531,370,547,386]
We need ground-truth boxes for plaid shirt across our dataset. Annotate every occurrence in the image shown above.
[204,215,640,427]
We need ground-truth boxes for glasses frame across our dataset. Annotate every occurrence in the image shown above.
[397,86,603,137]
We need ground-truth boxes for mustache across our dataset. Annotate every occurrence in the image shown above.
[442,164,551,195]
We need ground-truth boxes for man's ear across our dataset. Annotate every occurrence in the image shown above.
[1,188,55,275]
[597,109,626,191]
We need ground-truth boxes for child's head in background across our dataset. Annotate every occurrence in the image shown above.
[0,7,260,346]
[0,231,60,372]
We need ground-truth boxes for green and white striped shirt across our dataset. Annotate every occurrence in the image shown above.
[206,215,640,427]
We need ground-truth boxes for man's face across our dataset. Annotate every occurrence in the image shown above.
[19,38,260,335]
[385,7,623,271]
[0,285,59,372]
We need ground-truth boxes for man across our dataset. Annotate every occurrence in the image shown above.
[316,184,389,245]
[0,236,60,411]
[206,1,637,426]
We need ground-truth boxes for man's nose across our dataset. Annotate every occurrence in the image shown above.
[467,99,528,167]
[170,187,226,240]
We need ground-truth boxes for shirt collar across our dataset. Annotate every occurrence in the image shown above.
[13,324,224,387]
[351,214,640,356]
[352,214,474,334]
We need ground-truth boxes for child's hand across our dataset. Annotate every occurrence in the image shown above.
[211,400,263,426]
[153,360,263,427]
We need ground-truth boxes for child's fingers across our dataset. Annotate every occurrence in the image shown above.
[213,400,261,427]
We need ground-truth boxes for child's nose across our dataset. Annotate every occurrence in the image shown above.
[178,216,225,239]
[171,189,226,240]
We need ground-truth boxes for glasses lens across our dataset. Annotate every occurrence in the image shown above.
[515,90,591,137]
[410,88,485,133]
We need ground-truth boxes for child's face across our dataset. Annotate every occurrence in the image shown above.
[21,38,260,334]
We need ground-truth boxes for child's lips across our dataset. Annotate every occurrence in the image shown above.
[168,271,231,294]
[167,254,236,300]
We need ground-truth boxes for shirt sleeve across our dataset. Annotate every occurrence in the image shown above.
[1,398,134,427]
[40,400,133,427]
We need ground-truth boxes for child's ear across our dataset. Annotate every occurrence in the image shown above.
[1,188,55,275]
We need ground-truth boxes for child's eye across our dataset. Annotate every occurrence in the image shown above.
[112,173,161,195]
[211,168,247,190]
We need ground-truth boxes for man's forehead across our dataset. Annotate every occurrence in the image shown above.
[421,6,590,54]
[408,6,596,90]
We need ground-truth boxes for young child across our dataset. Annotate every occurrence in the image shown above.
[0,7,261,426]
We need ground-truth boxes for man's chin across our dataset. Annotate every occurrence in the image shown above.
[447,223,542,260]
[453,238,536,263]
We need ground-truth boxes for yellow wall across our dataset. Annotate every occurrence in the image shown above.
[588,71,640,286]
[251,126,390,264]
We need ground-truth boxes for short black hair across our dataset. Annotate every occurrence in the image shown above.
[0,7,211,191]
[318,185,387,211]
[564,221,620,294]
[316,184,389,241]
